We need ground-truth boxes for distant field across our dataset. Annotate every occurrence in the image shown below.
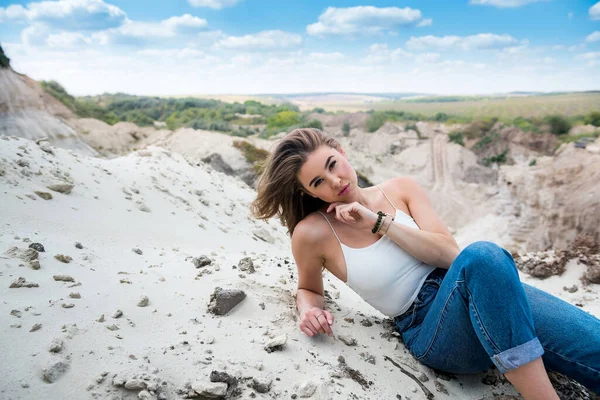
[365,93,600,118]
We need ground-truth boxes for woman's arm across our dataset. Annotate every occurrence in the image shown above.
[383,177,460,268]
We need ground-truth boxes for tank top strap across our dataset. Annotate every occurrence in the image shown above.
[376,185,397,209]
[316,211,342,245]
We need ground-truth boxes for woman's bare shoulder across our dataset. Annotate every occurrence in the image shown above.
[292,211,331,245]
[379,176,420,198]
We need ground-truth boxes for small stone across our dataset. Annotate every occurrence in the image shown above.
[10,309,22,318]
[563,285,579,293]
[434,380,449,395]
[251,377,272,393]
[132,248,143,255]
[264,334,287,353]
[207,287,246,315]
[49,339,63,353]
[62,303,75,309]
[47,183,74,194]
[41,360,69,383]
[297,380,318,398]
[338,334,357,346]
[53,275,74,282]
[192,255,212,268]
[137,295,149,307]
[35,191,53,200]
[113,309,123,318]
[30,323,42,332]
[54,254,72,263]
[97,314,105,323]
[106,324,119,331]
[69,292,81,299]
[124,379,146,390]
[10,277,39,288]
[74,242,83,249]
[29,243,45,252]
[238,257,255,273]
[191,381,228,398]
[30,260,41,270]
[418,373,429,383]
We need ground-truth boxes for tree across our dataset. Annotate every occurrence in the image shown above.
[342,121,351,136]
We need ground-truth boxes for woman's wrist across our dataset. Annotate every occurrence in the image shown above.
[372,212,394,235]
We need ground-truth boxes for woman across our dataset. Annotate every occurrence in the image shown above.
[251,128,599,399]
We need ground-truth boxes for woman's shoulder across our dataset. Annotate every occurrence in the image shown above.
[378,176,421,198]
[292,210,331,245]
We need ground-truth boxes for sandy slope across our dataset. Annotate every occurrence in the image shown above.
[1,135,598,400]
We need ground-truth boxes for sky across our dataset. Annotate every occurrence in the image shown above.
[1,0,599,96]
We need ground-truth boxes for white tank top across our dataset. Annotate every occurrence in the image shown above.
[317,186,436,317]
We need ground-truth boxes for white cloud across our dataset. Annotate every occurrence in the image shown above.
[188,0,239,9]
[162,14,208,30]
[136,48,220,63]
[0,0,126,31]
[407,33,519,51]
[585,31,600,43]
[308,52,345,63]
[415,52,441,63]
[362,43,413,64]
[590,2,600,20]
[215,30,302,51]
[469,0,549,8]
[306,6,428,36]
[47,31,92,48]
[576,52,600,60]
[417,18,432,27]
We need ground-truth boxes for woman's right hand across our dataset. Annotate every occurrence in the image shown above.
[299,307,334,337]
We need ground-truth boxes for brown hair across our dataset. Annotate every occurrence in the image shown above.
[250,128,340,236]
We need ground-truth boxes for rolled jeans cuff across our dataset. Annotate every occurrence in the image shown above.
[491,337,545,373]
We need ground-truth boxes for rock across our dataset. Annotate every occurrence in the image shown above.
[563,285,579,293]
[515,251,567,279]
[10,277,39,288]
[62,303,75,309]
[583,260,600,284]
[264,334,287,353]
[238,257,255,273]
[124,379,147,390]
[47,184,74,194]
[29,243,45,252]
[41,360,69,383]
[6,246,39,262]
[137,390,154,400]
[54,254,72,263]
[434,380,449,395]
[30,323,42,332]
[97,314,105,323]
[48,339,63,353]
[251,377,272,393]
[201,153,235,176]
[338,335,357,346]
[132,248,143,255]
[10,309,22,318]
[113,309,123,318]
[191,381,228,398]
[297,380,318,398]
[418,373,429,382]
[39,141,54,155]
[53,275,74,282]
[69,292,81,299]
[252,228,275,244]
[137,295,150,307]
[192,255,212,268]
[106,324,119,331]
[30,260,41,270]
[207,287,246,315]
[75,242,83,249]
[35,191,52,200]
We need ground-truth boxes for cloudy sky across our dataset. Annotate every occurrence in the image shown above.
[1,0,599,95]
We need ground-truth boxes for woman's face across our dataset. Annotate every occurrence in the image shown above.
[297,145,357,203]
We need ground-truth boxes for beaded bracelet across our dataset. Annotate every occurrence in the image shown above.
[371,211,385,234]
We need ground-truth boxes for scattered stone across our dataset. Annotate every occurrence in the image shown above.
[39,141,54,155]
[252,228,275,244]
[238,257,255,273]
[434,380,449,395]
[10,309,22,318]
[418,373,429,383]
[69,292,81,299]
[113,309,123,318]
[16,159,30,168]
[209,370,240,398]
[53,275,74,282]
[48,339,63,353]
[97,314,105,323]
[54,254,72,263]
[41,360,70,383]
[338,334,357,346]
[297,380,318,398]
[192,255,212,268]
[124,379,146,390]
[563,285,579,293]
[30,260,41,270]
[137,295,149,307]
[207,287,246,315]
[259,302,265,310]
[191,381,227,398]
[29,243,45,252]
[35,191,53,200]
[360,319,373,327]
[264,334,287,353]
[62,303,75,309]
[132,248,143,255]
[10,277,39,288]
[106,324,119,331]
[360,352,376,365]
[30,323,42,332]
[251,377,272,393]
[47,183,74,194]
[74,242,83,249]
[6,246,39,262]
[137,202,151,212]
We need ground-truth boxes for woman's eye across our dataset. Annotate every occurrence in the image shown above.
[315,179,322,187]
[329,161,336,170]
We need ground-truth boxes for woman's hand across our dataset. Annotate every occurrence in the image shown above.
[326,201,378,231]
[299,307,334,337]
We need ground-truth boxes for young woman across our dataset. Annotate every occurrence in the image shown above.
[251,128,599,399]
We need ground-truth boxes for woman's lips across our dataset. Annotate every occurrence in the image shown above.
[338,184,349,196]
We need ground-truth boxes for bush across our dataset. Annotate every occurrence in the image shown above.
[474,132,499,150]
[233,140,269,173]
[303,119,323,130]
[483,150,508,166]
[267,111,301,131]
[312,107,325,114]
[544,115,571,135]
[584,111,600,127]
[463,118,497,139]
[366,112,388,132]
[448,131,464,146]
[342,121,351,136]
[432,112,450,122]
[0,44,10,68]
[529,159,537,166]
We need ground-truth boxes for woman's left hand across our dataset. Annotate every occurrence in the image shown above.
[326,202,378,231]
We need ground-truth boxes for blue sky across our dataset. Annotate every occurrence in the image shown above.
[1,0,599,95]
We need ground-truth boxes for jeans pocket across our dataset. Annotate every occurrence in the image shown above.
[395,307,417,334]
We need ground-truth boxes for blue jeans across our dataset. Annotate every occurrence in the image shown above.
[394,241,600,393]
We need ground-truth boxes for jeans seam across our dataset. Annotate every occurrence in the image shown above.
[545,348,600,375]
[415,285,459,361]
[464,285,502,355]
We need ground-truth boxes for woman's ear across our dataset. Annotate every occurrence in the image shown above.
[338,147,347,158]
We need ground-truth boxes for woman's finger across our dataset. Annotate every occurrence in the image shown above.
[308,315,325,334]
[316,314,333,336]
[300,325,314,337]
[323,310,335,326]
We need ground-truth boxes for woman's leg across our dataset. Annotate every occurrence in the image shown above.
[400,242,600,395]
